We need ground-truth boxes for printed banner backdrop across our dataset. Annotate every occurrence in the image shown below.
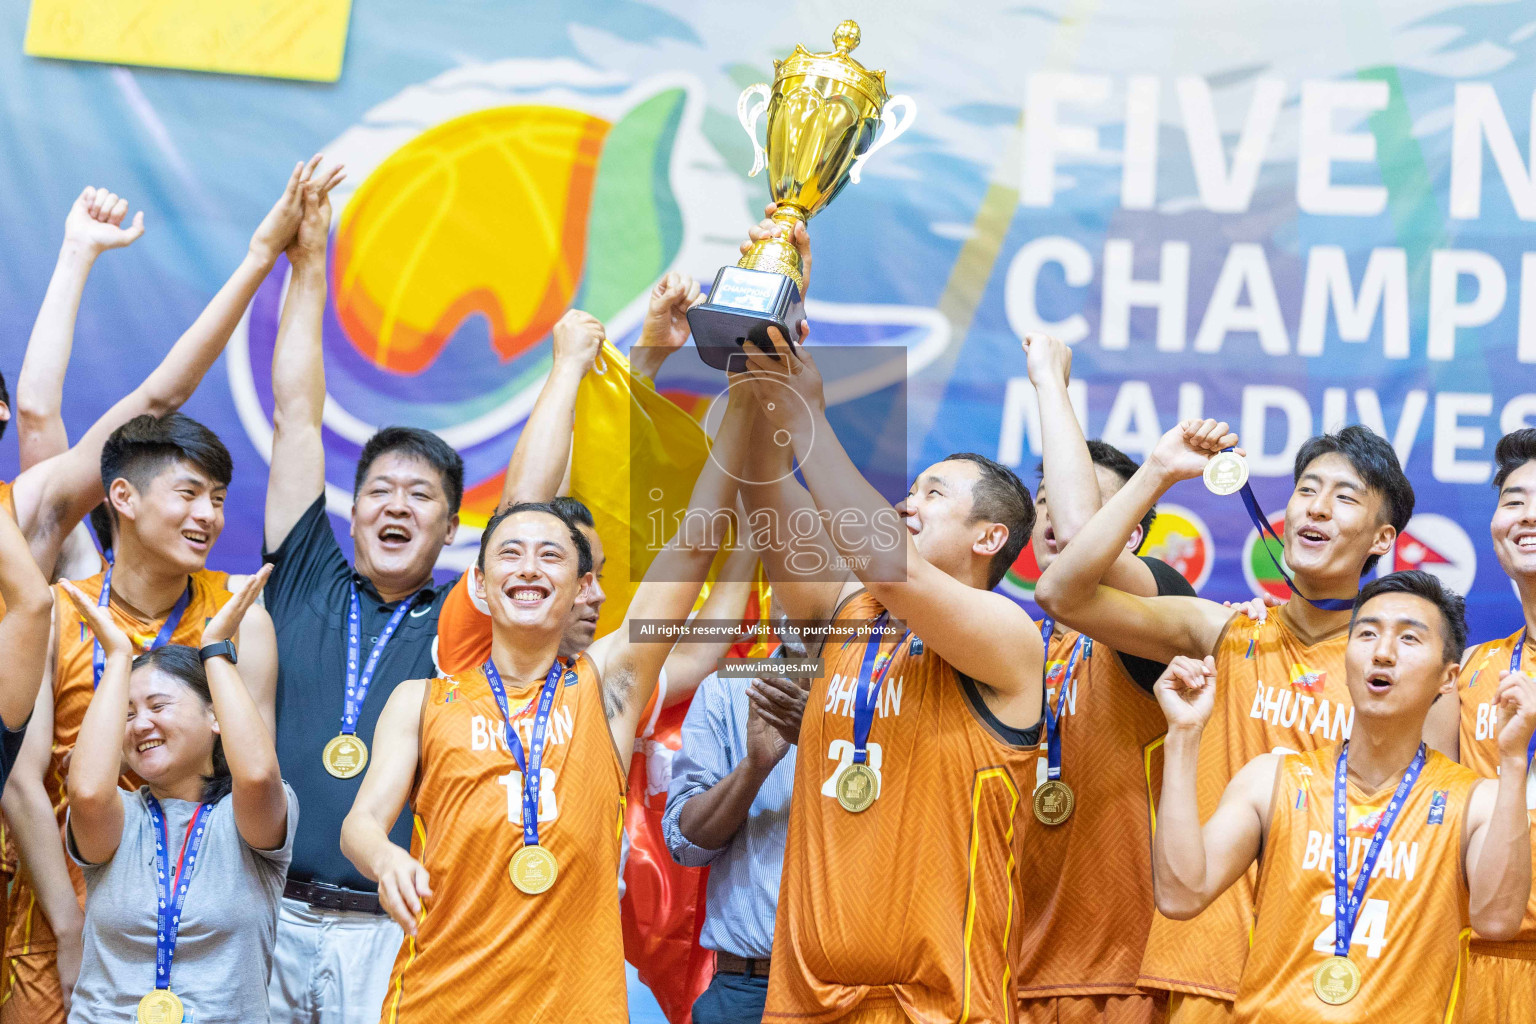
[6,9,1536,655]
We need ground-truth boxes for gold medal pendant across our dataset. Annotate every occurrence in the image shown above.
[509,845,559,894]
[322,734,368,779]
[835,763,879,813]
[1033,779,1075,825]
[137,989,185,1024]
[1203,450,1249,496]
[1313,955,1361,1005]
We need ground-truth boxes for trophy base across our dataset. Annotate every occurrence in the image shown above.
[687,266,804,371]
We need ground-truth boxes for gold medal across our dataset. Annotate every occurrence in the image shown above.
[322,734,368,779]
[137,989,185,1024]
[1033,778,1075,825]
[1313,955,1361,1005]
[835,762,879,813]
[1203,450,1249,496]
[509,845,559,894]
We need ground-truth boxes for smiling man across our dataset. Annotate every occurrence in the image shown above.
[1,413,277,1023]
[1035,420,1414,1024]
[1152,570,1535,1022]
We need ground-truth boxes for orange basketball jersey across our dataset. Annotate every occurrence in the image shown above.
[1139,609,1351,1001]
[0,481,14,621]
[1016,625,1166,1001]
[380,656,627,1023]
[1235,744,1478,1023]
[4,569,231,960]
[1455,631,1536,953]
[764,591,1041,1024]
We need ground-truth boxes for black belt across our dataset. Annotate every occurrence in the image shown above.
[284,878,385,915]
[714,952,771,979]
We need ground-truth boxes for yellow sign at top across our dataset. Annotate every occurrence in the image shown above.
[24,0,352,82]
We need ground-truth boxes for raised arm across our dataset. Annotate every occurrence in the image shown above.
[2,652,85,1006]
[0,508,53,728]
[58,582,132,865]
[1152,655,1276,918]
[265,161,346,549]
[13,162,310,577]
[497,311,604,509]
[200,567,287,849]
[591,387,753,748]
[17,187,145,470]
[628,272,703,383]
[340,678,432,935]
[741,330,1040,700]
[1035,420,1242,662]
[658,542,759,709]
[1464,669,1536,940]
[1024,333,1157,597]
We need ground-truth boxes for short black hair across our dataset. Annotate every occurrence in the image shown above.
[477,501,593,577]
[0,370,9,443]
[100,414,232,508]
[132,645,231,803]
[1036,439,1156,548]
[355,427,465,516]
[1293,425,1414,574]
[943,452,1035,590]
[1493,428,1536,490]
[1351,570,1466,666]
[551,496,595,529]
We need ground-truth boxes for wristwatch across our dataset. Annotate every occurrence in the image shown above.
[198,640,238,665]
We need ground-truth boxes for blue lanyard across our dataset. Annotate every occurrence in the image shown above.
[482,658,566,848]
[849,613,910,766]
[1511,632,1536,767]
[1228,450,1354,612]
[1330,742,1426,958]
[91,562,192,689]
[1038,619,1086,783]
[342,584,423,737]
[145,797,212,993]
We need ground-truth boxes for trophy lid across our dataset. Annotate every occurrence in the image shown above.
[773,20,890,109]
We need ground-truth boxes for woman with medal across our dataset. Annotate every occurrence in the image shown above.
[1151,570,1536,1022]
[340,387,754,1023]
[60,565,296,1024]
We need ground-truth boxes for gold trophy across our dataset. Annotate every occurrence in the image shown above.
[688,20,915,369]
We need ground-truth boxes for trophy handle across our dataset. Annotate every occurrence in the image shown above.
[737,83,772,178]
[849,94,917,185]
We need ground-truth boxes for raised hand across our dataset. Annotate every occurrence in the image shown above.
[287,162,346,271]
[1494,670,1536,762]
[551,309,605,375]
[202,563,272,646]
[249,155,321,267]
[639,272,703,353]
[1148,419,1243,485]
[1155,655,1218,732]
[63,187,145,255]
[739,201,813,299]
[373,844,433,935]
[1022,333,1072,388]
[741,324,825,437]
[58,580,131,661]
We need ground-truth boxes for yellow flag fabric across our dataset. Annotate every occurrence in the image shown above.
[24,0,352,82]
[572,342,712,637]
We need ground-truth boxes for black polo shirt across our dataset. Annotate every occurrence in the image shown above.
[264,496,454,891]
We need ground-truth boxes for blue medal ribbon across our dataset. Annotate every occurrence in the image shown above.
[340,583,424,739]
[91,562,192,690]
[850,613,910,766]
[145,797,212,993]
[1225,449,1355,612]
[1038,619,1086,783]
[1330,741,1426,960]
[482,658,566,848]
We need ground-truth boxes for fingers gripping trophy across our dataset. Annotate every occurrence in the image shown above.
[687,20,916,369]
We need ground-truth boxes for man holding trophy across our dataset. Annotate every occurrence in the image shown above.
[694,24,1047,1024]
